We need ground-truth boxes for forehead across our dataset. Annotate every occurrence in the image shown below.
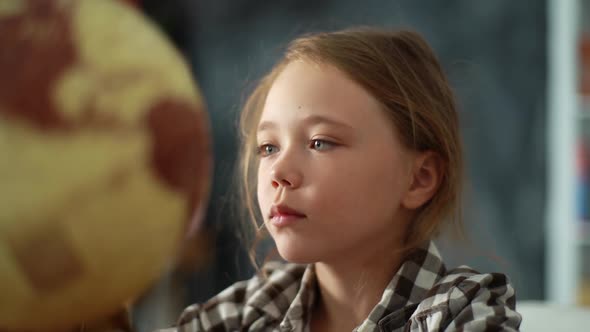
[260,60,384,125]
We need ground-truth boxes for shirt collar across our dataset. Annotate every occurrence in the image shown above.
[356,241,447,331]
[244,262,311,323]
[245,241,446,331]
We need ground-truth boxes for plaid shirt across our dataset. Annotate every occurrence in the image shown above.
[163,242,521,332]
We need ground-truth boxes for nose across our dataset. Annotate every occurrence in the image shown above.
[270,150,303,189]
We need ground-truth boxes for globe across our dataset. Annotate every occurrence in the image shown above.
[0,0,211,330]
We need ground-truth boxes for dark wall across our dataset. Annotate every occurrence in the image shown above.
[143,0,546,305]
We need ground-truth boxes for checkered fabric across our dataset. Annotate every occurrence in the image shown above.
[164,242,521,331]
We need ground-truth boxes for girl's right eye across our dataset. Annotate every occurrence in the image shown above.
[257,144,279,157]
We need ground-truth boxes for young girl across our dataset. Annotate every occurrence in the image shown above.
[166,27,521,332]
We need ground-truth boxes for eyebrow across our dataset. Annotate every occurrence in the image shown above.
[257,114,354,133]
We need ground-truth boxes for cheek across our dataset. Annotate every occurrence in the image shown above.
[256,163,272,211]
[315,154,405,222]
[368,157,408,209]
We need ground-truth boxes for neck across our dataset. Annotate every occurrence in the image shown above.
[310,243,405,332]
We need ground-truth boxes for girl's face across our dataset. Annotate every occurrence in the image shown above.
[256,60,415,264]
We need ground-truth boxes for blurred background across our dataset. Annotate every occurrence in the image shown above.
[122,0,589,330]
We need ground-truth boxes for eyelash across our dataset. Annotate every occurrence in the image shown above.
[257,139,336,157]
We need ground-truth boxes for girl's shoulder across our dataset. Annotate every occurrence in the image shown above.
[369,241,521,331]
[406,265,521,331]
[171,262,307,332]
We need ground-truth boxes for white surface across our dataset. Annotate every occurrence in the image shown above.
[518,301,590,332]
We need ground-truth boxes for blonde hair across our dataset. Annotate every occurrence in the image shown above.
[237,27,463,268]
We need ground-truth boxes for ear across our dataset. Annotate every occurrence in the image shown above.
[401,151,442,210]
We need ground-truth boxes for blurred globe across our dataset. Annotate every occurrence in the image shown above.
[0,0,211,330]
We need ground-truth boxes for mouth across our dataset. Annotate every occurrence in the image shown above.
[269,204,306,227]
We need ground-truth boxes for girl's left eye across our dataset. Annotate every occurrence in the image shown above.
[310,139,335,151]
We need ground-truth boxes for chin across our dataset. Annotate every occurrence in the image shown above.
[274,239,320,264]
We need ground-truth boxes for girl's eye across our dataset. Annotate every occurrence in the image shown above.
[258,144,279,156]
[310,139,335,151]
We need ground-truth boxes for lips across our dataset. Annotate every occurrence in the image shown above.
[270,204,306,218]
[269,205,306,228]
